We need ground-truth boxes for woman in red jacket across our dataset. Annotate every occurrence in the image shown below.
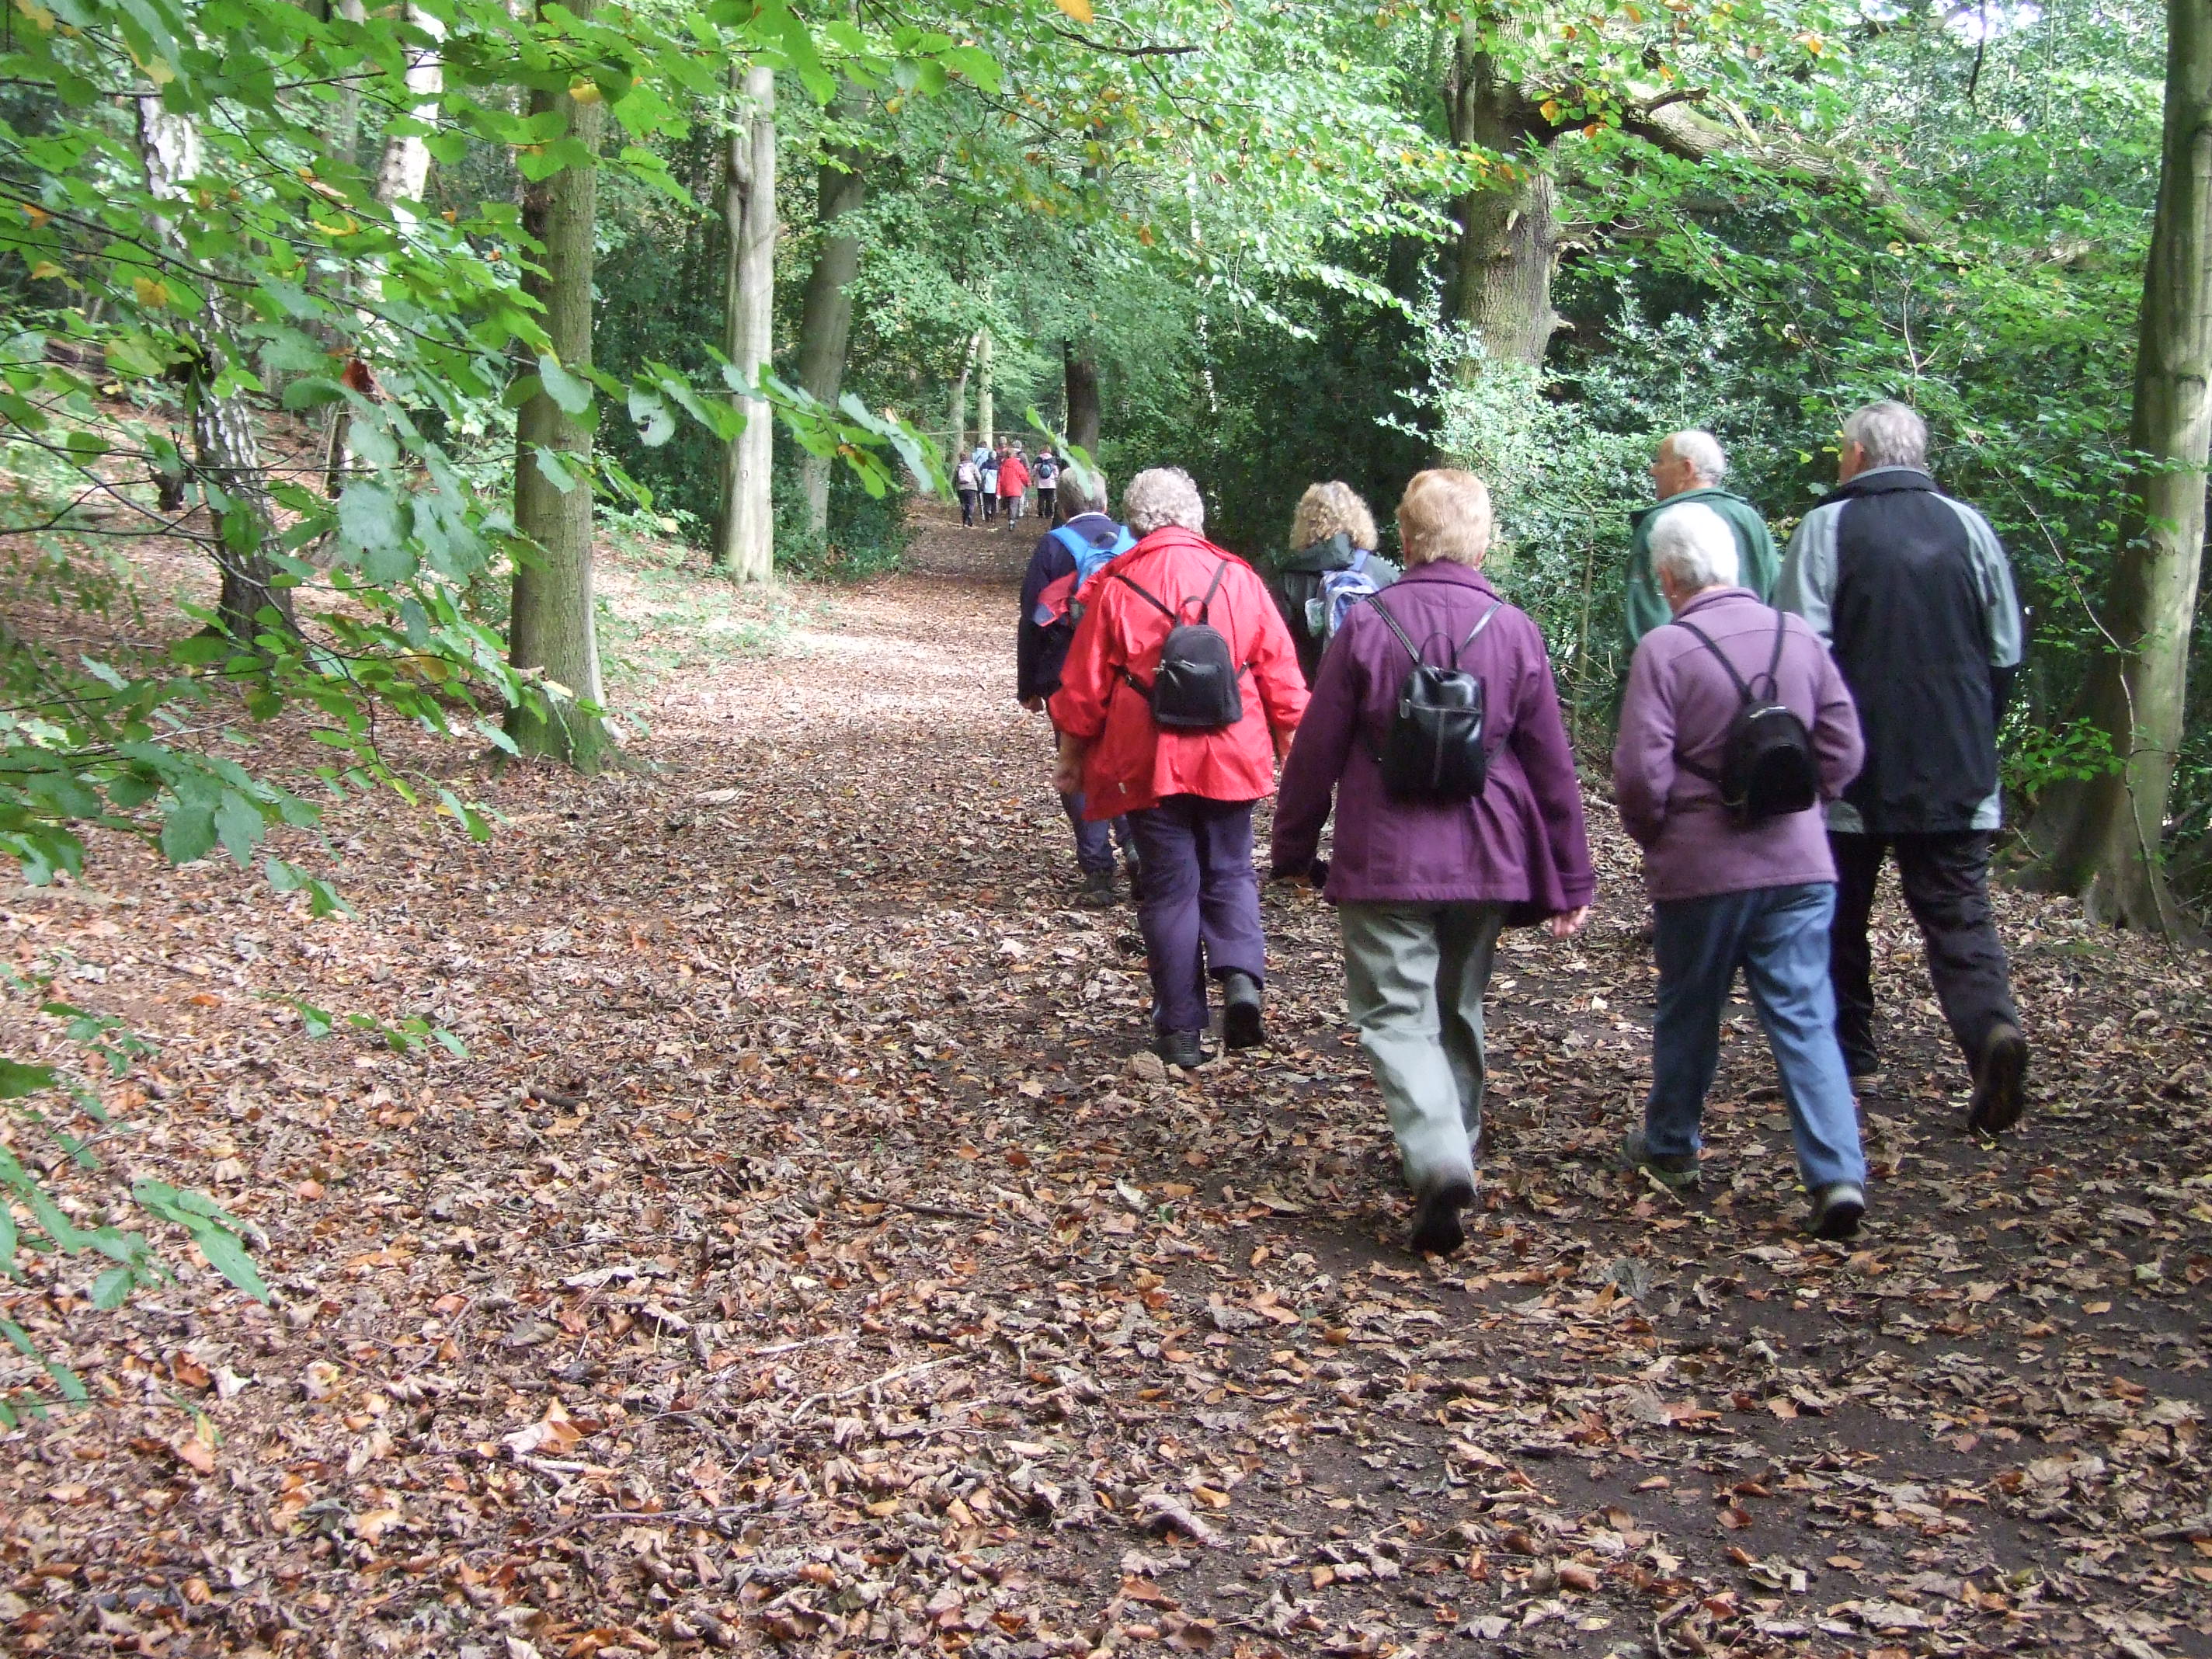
[1049,468,1308,1066]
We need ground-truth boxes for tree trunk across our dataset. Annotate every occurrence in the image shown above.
[372,2,443,213]
[948,330,979,467]
[714,64,776,582]
[977,328,994,451]
[1064,342,1100,457]
[506,8,611,770]
[794,90,867,541]
[2040,0,2212,934]
[136,98,297,642]
[1444,19,1560,377]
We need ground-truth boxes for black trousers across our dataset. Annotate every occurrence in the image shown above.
[1829,830,2019,1075]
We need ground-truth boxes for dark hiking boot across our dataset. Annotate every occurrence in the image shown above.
[1156,1028,1212,1069]
[1808,1181,1867,1241]
[1849,1066,1885,1093]
[1619,1128,1702,1191]
[1410,1177,1476,1256]
[1077,868,1116,908]
[1124,858,1144,903]
[1968,1023,2028,1135]
[1220,970,1264,1050]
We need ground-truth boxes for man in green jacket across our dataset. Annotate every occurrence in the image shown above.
[1622,431,1779,649]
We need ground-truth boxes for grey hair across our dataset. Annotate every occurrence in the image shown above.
[1647,501,1741,595]
[1057,467,1105,517]
[1665,429,1728,484]
[1843,399,1929,471]
[1122,466,1205,535]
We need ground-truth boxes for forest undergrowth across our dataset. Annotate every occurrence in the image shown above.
[0,503,2209,1659]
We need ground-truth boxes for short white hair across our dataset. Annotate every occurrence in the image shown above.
[1123,467,1205,535]
[1664,430,1727,484]
[1843,400,1928,470]
[1648,501,1741,594]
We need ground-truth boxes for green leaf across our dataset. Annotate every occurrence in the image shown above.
[537,353,594,416]
[529,445,579,494]
[0,1061,55,1100]
[214,791,263,867]
[89,1266,134,1310]
[159,802,218,866]
[627,385,676,447]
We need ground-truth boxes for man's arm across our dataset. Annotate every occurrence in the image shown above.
[1804,621,1865,800]
[1015,537,1072,704]
[1776,503,1841,645]
[1944,498,2025,718]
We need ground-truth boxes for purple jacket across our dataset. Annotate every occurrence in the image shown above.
[1271,562,1595,920]
[1612,587,1864,903]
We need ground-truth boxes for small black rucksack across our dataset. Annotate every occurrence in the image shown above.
[1366,593,1504,803]
[1115,562,1245,730]
[1673,611,1819,823]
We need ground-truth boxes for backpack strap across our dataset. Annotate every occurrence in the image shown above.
[1450,601,1504,668]
[1361,590,1427,670]
[1194,560,1229,624]
[1671,618,1757,704]
[1111,570,1177,621]
[1755,609,1789,700]
[1669,617,1762,785]
[1049,524,1093,562]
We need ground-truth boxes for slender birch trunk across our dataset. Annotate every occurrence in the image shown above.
[714,64,777,582]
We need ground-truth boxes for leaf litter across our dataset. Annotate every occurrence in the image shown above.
[0,500,2208,1657]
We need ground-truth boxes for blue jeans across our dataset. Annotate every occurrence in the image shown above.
[1061,790,1133,875]
[1647,882,1866,1192]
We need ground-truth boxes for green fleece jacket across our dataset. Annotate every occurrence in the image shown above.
[1622,487,1780,649]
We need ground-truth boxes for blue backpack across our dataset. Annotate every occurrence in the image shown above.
[1314,551,1383,645]
[1033,521,1138,628]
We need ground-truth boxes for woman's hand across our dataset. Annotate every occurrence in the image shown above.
[1020,695,1045,714]
[1271,725,1296,767]
[1546,906,1591,939]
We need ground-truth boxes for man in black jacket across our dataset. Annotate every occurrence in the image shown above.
[1016,471,1139,906]
[1778,400,2029,1135]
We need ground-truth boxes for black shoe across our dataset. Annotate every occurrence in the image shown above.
[1124,859,1144,903]
[1808,1181,1866,1241]
[1077,868,1116,908]
[1410,1178,1475,1256]
[1968,1023,2028,1134]
[1156,1029,1211,1069]
[1220,970,1264,1049]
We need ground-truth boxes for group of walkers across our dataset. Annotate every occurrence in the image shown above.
[1011,401,2029,1257]
[957,440,1061,529]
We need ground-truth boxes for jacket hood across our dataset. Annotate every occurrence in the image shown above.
[1629,485,1751,533]
[1672,586,1762,621]
[1129,523,1245,565]
[1278,531,1364,573]
[1817,465,1938,508]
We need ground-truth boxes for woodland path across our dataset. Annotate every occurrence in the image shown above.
[2,500,2210,1658]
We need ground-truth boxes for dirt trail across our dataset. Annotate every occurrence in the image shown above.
[2,499,2210,1657]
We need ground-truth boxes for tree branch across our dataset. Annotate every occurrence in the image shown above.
[1049,25,1199,57]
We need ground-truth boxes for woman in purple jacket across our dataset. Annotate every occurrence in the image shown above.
[1272,470,1595,1257]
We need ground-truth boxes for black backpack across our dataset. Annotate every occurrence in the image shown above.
[1672,611,1819,823]
[1366,593,1504,803]
[1115,562,1245,730]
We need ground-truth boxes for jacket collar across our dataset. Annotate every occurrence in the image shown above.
[1130,524,1236,563]
[1671,586,1759,623]
[1629,485,1745,530]
[1396,560,1498,597]
[1819,464,1937,506]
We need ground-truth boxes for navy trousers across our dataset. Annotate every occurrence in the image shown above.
[1060,790,1133,875]
[1127,795,1266,1035]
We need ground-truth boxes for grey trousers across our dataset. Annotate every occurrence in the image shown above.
[1340,901,1507,1195]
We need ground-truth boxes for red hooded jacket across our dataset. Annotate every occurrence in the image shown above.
[996,452,1031,495]
[1049,527,1308,817]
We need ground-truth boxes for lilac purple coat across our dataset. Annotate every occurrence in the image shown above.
[1271,562,1595,921]
[1612,587,1865,903]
